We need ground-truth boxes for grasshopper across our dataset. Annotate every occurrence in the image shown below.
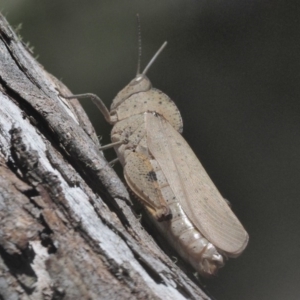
[65,39,249,277]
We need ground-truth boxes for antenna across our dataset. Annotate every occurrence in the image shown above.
[142,41,168,75]
[136,13,142,76]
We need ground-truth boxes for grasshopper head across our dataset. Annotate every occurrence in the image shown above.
[110,74,151,110]
[111,41,167,111]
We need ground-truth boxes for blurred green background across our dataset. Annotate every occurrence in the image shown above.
[1,1,299,299]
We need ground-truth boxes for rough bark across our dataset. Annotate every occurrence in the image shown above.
[0,13,210,300]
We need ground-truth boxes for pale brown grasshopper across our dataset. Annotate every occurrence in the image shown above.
[65,40,248,277]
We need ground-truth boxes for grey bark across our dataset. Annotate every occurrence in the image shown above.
[0,13,210,300]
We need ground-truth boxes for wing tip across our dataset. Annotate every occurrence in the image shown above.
[226,231,249,258]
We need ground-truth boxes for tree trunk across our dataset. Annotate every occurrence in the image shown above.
[0,14,210,300]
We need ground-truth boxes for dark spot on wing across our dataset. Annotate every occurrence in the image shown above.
[146,171,157,182]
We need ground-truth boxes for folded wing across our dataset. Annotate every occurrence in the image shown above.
[145,112,248,256]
